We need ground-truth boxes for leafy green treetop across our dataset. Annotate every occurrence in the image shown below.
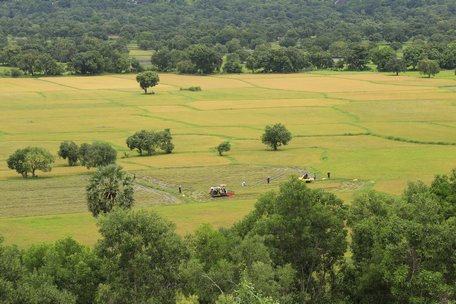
[417,58,440,78]
[385,57,407,75]
[95,209,187,304]
[261,123,292,151]
[7,147,54,178]
[58,141,79,166]
[78,142,117,169]
[216,141,231,156]
[136,71,160,94]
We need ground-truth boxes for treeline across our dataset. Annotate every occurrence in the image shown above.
[1,171,455,303]
[0,36,142,76]
[1,0,456,48]
[1,0,456,76]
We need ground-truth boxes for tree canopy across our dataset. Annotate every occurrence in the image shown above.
[261,123,292,151]
[7,146,54,178]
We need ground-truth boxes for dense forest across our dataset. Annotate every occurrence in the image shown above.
[1,0,456,75]
[1,172,455,303]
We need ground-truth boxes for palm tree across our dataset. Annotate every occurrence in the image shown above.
[86,165,135,217]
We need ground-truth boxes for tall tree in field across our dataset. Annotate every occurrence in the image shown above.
[261,123,292,151]
[7,147,54,178]
[95,209,187,304]
[136,71,160,94]
[417,58,440,78]
[86,165,134,217]
[58,141,79,166]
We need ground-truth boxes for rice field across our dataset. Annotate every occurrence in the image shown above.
[0,71,455,247]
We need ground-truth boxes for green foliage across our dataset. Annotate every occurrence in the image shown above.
[69,51,104,75]
[188,44,223,74]
[176,293,199,304]
[233,177,347,302]
[126,129,174,155]
[126,130,156,156]
[136,70,160,94]
[385,57,407,75]
[345,180,456,303]
[261,123,292,151]
[95,209,187,304]
[86,165,134,217]
[370,46,396,72]
[10,68,23,78]
[404,45,425,70]
[7,147,54,178]
[177,60,198,74]
[417,59,440,78]
[216,141,231,156]
[180,86,202,92]
[57,141,79,166]
[345,45,370,71]
[224,54,242,73]
[23,238,101,304]
[78,142,117,169]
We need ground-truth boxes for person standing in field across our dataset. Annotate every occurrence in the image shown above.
[327,171,331,179]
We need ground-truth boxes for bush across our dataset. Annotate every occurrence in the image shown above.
[180,86,202,92]
[10,68,23,78]
[177,60,198,74]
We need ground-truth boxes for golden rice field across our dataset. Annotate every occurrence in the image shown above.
[0,71,455,247]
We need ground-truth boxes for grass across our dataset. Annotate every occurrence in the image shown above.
[0,70,455,247]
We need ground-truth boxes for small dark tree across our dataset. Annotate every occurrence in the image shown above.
[261,123,292,151]
[216,141,231,156]
[86,165,134,217]
[417,59,440,78]
[58,141,79,166]
[79,142,117,169]
[136,71,160,94]
[385,57,407,76]
[157,128,174,154]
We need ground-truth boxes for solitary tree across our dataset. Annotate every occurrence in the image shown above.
[261,123,292,151]
[417,59,440,78]
[216,141,231,156]
[136,71,160,94]
[385,57,407,76]
[7,147,54,178]
[58,141,79,166]
[86,165,134,217]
